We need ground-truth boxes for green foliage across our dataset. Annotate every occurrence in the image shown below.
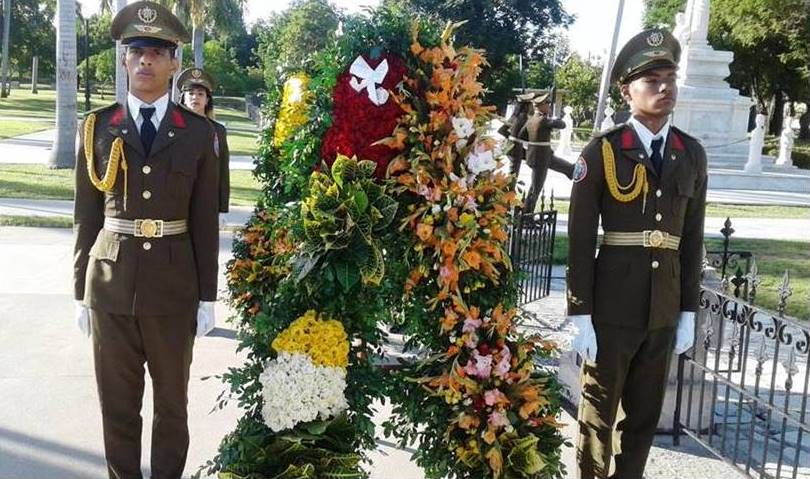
[79,49,115,88]
[3,0,56,79]
[554,54,601,124]
[642,0,686,29]
[181,40,261,96]
[384,0,572,110]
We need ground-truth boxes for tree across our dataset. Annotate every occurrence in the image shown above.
[554,53,602,125]
[383,0,572,110]
[49,0,77,169]
[1,0,10,97]
[642,0,684,29]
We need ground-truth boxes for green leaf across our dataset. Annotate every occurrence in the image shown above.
[332,261,360,292]
[353,189,369,213]
[357,160,377,178]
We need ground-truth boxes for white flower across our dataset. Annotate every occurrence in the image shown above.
[452,116,475,139]
[259,352,348,432]
[466,144,497,177]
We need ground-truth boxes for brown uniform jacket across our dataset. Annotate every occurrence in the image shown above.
[212,120,230,213]
[566,123,707,329]
[73,101,220,316]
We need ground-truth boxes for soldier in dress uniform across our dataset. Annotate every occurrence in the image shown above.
[177,67,230,213]
[72,2,219,478]
[567,29,707,478]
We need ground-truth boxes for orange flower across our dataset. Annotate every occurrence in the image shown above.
[442,240,458,259]
[482,426,497,445]
[462,249,482,270]
[485,447,503,478]
[441,308,459,333]
[416,222,434,242]
[458,413,480,430]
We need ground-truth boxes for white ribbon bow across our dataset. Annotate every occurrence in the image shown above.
[348,56,390,106]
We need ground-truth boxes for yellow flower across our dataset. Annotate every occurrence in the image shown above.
[271,310,350,368]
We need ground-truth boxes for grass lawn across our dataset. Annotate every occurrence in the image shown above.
[0,164,261,207]
[0,87,111,119]
[0,119,52,139]
[541,199,809,219]
[549,236,808,320]
[0,215,72,228]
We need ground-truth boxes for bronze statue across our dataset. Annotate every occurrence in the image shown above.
[500,93,574,212]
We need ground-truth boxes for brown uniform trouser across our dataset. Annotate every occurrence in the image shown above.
[577,323,676,479]
[91,309,195,479]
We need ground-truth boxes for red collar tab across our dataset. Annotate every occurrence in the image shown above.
[171,108,186,128]
[671,131,685,151]
[109,106,125,127]
[621,128,635,150]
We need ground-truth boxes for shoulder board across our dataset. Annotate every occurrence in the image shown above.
[670,125,698,143]
[83,102,120,119]
[175,102,208,120]
[593,122,627,139]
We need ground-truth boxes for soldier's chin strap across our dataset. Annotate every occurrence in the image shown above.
[601,138,648,214]
[84,113,128,211]
[507,135,551,147]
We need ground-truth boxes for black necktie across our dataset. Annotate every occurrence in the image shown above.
[650,137,664,176]
[140,107,157,155]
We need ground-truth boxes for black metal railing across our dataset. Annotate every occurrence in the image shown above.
[674,218,809,479]
[508,194,557,305]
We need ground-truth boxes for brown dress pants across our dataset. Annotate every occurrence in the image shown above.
[577,323,676,479]
[91,309,195,479]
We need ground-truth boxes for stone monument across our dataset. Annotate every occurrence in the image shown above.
[744,113,766,174]
[672,0,752,168]
[775,104,796,168]
[554,106,575,159]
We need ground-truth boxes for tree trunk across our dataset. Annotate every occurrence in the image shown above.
[48,0,77,169]
[192,24,203,68]
[1,0,12,98]
[172,47,182,102]
[799,109,810,141]
[769,92,785,136]
[114,0,127,105]
[31,55,37,93]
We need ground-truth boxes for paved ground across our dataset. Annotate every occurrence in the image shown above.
[0,226,749,478]
[1,198,807,242]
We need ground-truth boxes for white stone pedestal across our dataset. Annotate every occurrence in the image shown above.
[672,44,753,169]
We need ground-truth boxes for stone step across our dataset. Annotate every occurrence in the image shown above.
[708,168,810,193]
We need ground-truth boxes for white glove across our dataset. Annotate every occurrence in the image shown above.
[570,315,598,362]
[74,300,91,338]
[674,311,696,355]
[196,301,216,338]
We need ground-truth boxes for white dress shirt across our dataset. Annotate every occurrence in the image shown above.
[127,92,169,134]
[628,115,670,158]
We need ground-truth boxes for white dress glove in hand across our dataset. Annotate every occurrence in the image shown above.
[74,300,91,338]
[571,314,598,362]
[674,311,696,355]
[196,301,216,338]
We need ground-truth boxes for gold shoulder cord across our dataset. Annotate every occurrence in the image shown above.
[601,138,649,213]
[84,113,128,210]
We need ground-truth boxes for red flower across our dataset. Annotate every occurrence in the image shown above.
[321,53,409,179]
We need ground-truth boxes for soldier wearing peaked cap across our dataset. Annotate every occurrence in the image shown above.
[566,29,707,478]
[177,67,230,213]
[72,2,220,478]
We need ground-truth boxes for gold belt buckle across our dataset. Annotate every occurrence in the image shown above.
[134,219,164,238]
[643,230,665,248]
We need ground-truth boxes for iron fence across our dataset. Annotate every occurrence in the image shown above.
[508,194,557,305]
[674,218,810,479]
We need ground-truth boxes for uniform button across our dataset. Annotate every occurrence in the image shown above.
[143,242,152,251]
[142,165,151,174]
[142,190,152,200]
[652,260,660,269]
[656,189,662,198]
[655,213,663,221]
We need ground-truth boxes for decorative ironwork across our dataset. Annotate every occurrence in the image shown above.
[508,197,557,305]
[674,218,808,479]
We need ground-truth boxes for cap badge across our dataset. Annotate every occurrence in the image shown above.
[192,69,202,78]
[138,6,158,24]
[646,31,664,47]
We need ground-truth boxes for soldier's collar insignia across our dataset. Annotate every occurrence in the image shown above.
[138,6,158,24]
[171,108,186,128]
[647,31,664,47]
[109,106,125,127]
[672,132,685,151]
[621,129,635,149]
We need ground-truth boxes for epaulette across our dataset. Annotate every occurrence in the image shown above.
[593,122,627,139]
[175,102,208,120]
[83,102,120,119]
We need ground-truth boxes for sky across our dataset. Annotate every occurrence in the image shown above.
[81,0,646,59]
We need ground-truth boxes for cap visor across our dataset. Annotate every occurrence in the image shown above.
[124,37,176,49]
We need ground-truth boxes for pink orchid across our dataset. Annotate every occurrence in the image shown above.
[464,351,492,379]
[488,410,510,428]
[484,389,507,406]
[464,332,479,349]
[462,316,482,333]
[494,347,512,379]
